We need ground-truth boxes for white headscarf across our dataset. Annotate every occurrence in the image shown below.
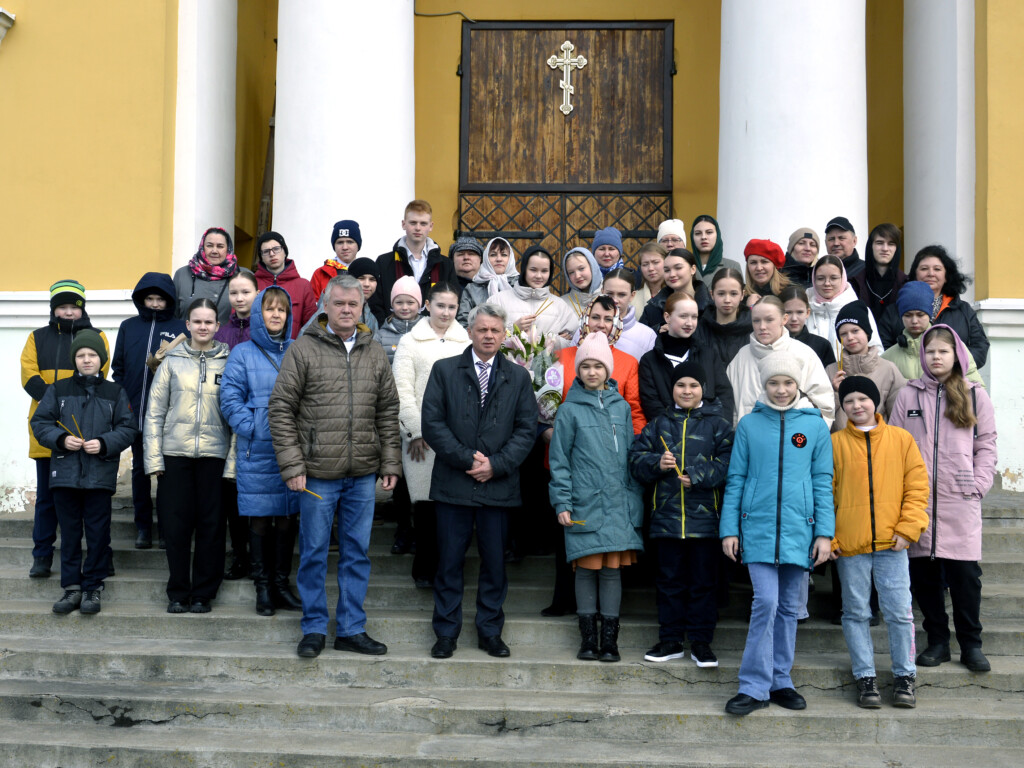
[473,237,520,297]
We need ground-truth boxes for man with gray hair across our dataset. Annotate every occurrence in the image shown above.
[269,273,401,659]
[420,303,537,659]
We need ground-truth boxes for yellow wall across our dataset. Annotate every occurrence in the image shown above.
[0,0,177,291]
[865,0,904,234]
[975,0,1024,300]
[412,0,721,242]
[234,0,278,270]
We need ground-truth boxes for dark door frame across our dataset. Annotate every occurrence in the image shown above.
[458,20,674,193]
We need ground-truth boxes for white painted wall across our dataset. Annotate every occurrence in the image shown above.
[0,292,135,509]
[172,0,238,271]
[976,300,1024,492]
[272,0,416,278]
[903,0,975,299]
[717,0,868,266]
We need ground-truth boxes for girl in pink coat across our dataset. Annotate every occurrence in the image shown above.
[890,324,997,673]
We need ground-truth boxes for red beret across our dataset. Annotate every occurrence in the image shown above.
[743,238,785,270]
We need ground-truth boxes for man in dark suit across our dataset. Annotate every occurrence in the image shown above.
[421,303,537,658]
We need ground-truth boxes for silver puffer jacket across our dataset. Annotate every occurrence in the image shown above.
[144,341,234,474]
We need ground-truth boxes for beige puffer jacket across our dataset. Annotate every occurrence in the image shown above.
[268,319,402,481]
[143,341,233,474]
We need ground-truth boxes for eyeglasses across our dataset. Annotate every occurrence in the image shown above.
[660,237,684,245]
[261,246,283,257]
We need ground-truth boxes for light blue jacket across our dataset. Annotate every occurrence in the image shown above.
[548,380,644,563]
[719,401,834,568]
[220,290,301,518]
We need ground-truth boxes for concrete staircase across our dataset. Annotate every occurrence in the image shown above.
[1,486,1022,767]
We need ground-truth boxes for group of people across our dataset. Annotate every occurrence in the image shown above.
[21,201,997,715]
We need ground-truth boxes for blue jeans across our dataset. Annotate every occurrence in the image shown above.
[33,458,58,558]
[738,563,804,700]
[837,549,916,678]
[297,474,376,637]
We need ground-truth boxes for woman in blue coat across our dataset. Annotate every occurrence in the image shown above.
[220,287,302,616]
[549,332,644,663]
[719,351,835,716]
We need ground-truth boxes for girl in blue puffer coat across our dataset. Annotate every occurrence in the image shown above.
[719,351,835,717]
[220,287,302,616]
[549,332,644,664]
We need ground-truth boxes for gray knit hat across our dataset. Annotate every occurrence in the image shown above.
[759,351,802,386]
[449,236,483,259]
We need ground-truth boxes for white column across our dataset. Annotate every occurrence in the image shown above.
[717,0,868,265]
[904,0,975,300]
[172,0,238,270]
[274,0,416,277]
[975,299,1024,491]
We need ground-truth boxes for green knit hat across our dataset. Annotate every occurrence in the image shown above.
[70,329,107,370]
[49,279,86,312]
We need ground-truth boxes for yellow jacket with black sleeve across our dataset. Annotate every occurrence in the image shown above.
[831,415,929,557]
[21,312,110,459]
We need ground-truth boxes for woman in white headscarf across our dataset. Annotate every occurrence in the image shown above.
[456,237,519,326]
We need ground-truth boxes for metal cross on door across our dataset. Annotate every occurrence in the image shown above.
[547,40,587,115]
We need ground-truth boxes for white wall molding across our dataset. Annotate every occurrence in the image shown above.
[975,298,1024,491]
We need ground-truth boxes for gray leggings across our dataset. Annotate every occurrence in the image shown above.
[575,566,622,617]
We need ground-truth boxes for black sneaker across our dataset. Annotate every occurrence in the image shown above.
[690,642,719,668]
[643,640,686,663]
[856,676,882,708]
[80,589,102,614]
[892,675,916,708]
[135,530,152,549]
[52,589,82,614]
[30,555,53,578]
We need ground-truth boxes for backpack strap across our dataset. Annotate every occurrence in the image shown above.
[256,345,280,373]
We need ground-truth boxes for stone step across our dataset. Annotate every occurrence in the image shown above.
[2,718,1021,768]
[5,566,1023,619]
[2,677,1022,746]
[1,599,1021,656]
[1,636,1021,699]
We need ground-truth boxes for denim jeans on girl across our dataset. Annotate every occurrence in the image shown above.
[738,563,805,700]
[836,549,916,679]
[297,474,376,637]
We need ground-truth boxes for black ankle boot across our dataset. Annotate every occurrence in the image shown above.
[271,520,303,611]
[250,529,274,617]
[599,615,620,662]
[577,614,599,660]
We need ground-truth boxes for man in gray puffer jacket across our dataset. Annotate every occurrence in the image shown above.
[269,274,402,660]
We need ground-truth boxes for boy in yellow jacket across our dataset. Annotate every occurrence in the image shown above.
[830,376,928,709]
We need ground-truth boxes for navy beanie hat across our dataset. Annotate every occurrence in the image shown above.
[331,220,362,250]
[838,375,881,410]
[591,226,624,254]
[670,360,707,390]
[835,300,873,340]
[897,281,934,318]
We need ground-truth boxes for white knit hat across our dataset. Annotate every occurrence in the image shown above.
[657,219,688,247]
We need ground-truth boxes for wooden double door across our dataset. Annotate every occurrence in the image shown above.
[457,21,674,290]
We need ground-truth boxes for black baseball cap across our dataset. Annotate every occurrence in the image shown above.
[825,216,855,234]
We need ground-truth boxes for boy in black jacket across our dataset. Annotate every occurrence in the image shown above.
[111,273,186,549]
[31,330,137,615]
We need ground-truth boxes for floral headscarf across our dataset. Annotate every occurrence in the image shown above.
[188,227,239,281]
[578,294,623,346]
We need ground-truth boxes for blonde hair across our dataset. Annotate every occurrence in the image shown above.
[924,327,977,429]
[744,263,791,298]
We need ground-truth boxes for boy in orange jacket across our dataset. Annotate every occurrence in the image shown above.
[830,376,929,709]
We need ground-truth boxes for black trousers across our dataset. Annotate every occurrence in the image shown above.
[910,556,983,650]
[162,456,226,602]
[53,488,112,591]
[130,435,163,536]
[432,502,508,640]
[222,478,248,561]
[411,500,438,583]
[655,537,720,644]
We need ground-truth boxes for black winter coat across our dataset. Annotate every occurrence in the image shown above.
[793,325,837,370]
[421,348,537,508]
[370,240,456,324]
[693,305,753,365]
[637,334,734,424]
[877,295,990,367]
[639,282,712,331]
[31,374,137,492]
[112,272,187,428]
[780,255,813,288]
[628,399,733,539]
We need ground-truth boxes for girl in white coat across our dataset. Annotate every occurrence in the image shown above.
[486,246,577,344]
[391,282,471,586]
[727,296,834,428]
[806,256,881,351]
